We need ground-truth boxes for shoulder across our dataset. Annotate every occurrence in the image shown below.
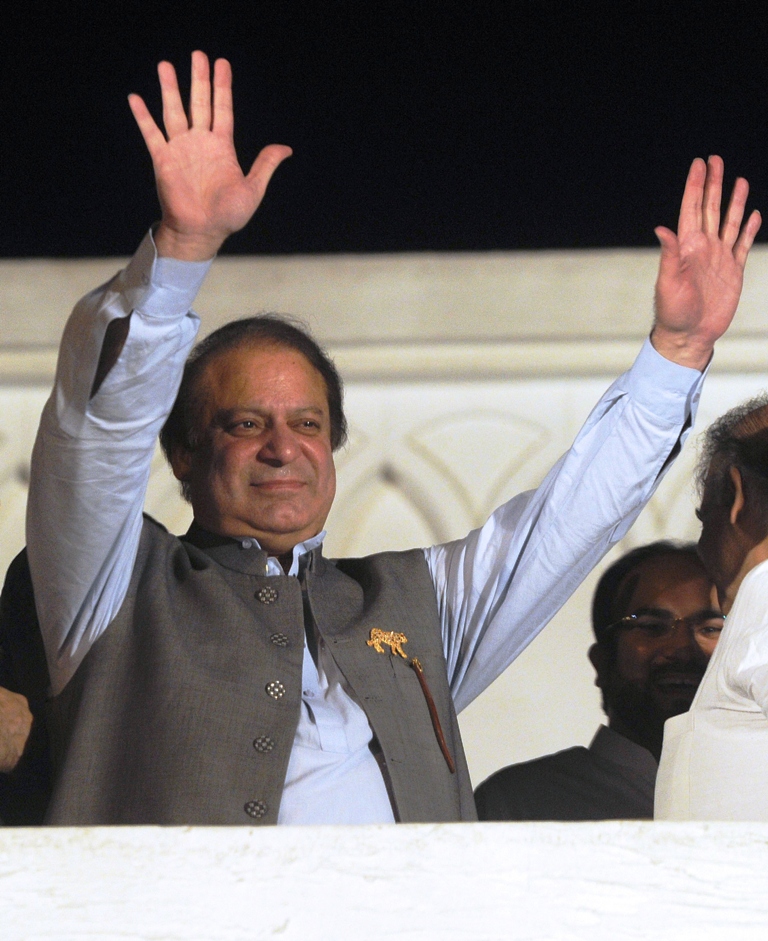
[474,741,654,821]
[130,515,214,588]
[474,747,591,820]
[331,548,432,588]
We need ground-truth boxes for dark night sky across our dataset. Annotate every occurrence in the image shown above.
[2,2,768,256]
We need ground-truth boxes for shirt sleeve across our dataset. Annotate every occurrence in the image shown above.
[26,231,209,694]
[424,338,706,713]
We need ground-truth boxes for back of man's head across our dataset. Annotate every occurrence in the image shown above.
[697,394,768,538]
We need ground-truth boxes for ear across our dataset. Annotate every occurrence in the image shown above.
[169,445,192,483]
[729,465,746,527]
[588,643,609,690]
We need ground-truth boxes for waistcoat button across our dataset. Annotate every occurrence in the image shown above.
[253,736,276,753]
[270,632,289,647]
[244,799,268,819]
[265,680,286,699]
[256,586,279,604]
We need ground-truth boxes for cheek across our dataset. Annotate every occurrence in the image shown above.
[203,440,252,486]
[614,640,651,685]
[308,443,335,489]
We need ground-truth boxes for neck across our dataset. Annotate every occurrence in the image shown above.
[608,715,663,763]
[719,538,768,614]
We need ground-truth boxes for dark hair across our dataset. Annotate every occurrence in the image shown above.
[696,394,768,528]
[591,541,701,650]
[159,315,347,484]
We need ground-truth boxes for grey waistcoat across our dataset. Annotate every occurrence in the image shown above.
[46,517,476,825]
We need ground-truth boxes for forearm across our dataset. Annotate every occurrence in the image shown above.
[428,339,705,713]
[27,231,207,694]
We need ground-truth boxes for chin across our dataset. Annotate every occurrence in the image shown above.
[656,696,697,720]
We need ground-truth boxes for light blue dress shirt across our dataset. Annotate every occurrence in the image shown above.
[27,231,705,824]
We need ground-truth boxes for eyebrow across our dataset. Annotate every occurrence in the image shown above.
[629,605,722,619]
[213,405,326,425]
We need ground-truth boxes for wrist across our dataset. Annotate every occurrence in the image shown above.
[154,223,225,262]
[649,325,714,371]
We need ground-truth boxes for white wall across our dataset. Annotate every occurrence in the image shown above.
[4,822,768,940]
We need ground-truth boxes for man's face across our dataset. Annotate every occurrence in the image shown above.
[172,343,336,555]
[594,554,719,741]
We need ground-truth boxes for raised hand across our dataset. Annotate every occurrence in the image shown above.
[128,51,292,260]
[652,156,761,370]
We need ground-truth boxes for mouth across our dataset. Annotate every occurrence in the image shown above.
[652,673,702,695]
[251,479,305,491]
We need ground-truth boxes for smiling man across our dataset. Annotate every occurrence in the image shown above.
[161,323,341,557]
[475,542,722,820]
[25,52,761,825]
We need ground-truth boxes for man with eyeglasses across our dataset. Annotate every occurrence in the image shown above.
[657,398,768,820]
[475,542,722,820]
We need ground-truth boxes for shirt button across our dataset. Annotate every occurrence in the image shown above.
[253,736,276,753]
[244,799,268,819]
[241,538,255,549]
[303,689,314,698]
[270,632,289,647]
[257,586,279,604]
[266,680,286,700]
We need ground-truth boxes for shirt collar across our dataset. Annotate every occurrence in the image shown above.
[246,530,327,577]
[183,520,326,577]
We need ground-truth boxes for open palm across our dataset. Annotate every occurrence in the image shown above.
[653,156,761,370]
[128,52,291,260]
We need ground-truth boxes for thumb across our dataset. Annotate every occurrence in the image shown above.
[246,144,293,201]
[654,225,680,256]
[654,225,681,277]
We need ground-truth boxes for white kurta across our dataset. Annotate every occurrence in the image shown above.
[656,558,768,820]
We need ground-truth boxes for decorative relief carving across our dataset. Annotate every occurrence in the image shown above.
[406,410,551,525]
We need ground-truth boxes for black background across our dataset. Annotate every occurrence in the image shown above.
[2,1,767,256]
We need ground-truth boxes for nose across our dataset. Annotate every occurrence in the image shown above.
[656,620,703,663]
[257,423,300,466]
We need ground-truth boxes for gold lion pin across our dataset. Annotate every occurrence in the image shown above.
[366,628,408,659]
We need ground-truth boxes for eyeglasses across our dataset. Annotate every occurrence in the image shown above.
[605,611,726,651]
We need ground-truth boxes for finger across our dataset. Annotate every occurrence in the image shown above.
[734,209,762,268]
[128,93,168,158]
[189,50,212,130]
[677,157,706,239]
[158,60,188,138]
[720,176,748,249]
[702,155,724,237]
[245,144,293,201]
[212,58,234,139]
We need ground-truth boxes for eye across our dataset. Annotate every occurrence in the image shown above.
[698,625,724,638]
[631,617,671,638]
[294,418,322,433]
[227,419,262,436]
